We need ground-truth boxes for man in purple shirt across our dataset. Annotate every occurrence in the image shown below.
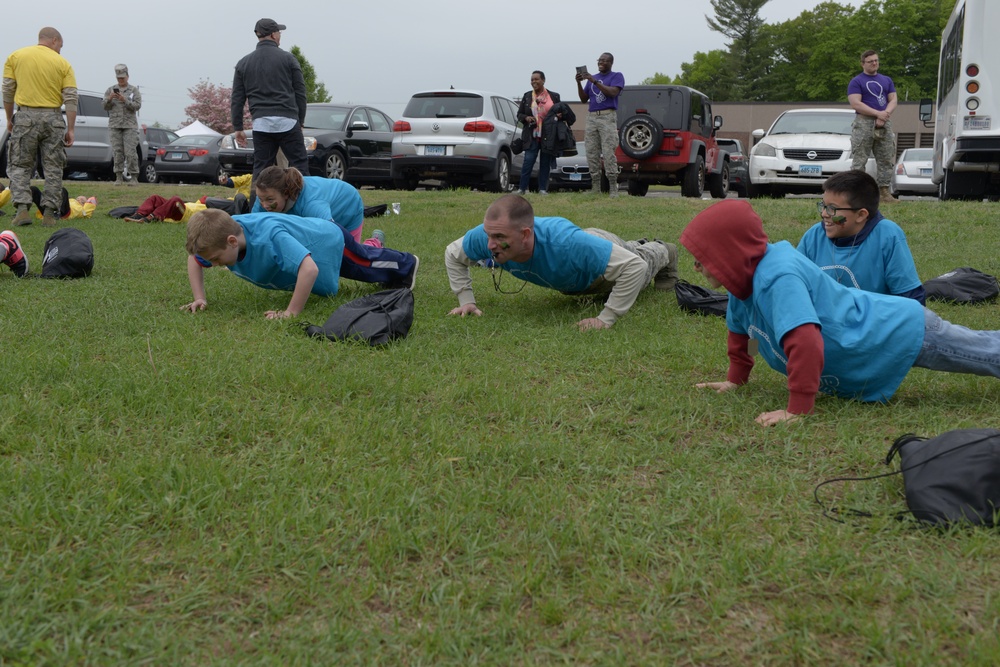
[848,49,898,203]
[576,52,625,198]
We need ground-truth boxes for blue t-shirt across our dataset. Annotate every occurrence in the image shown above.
[848,73,896,112]
[726,241,924,403]
[796,216,922,296]
[251,177,363,233]
[586,71,625,112]
[462,216,612,293]
[230,212,345,296]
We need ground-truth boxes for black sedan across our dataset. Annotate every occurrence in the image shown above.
[218,131,256,176]
[154,134,225,184]
[302,104,394,186]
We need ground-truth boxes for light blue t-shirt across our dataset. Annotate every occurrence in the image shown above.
[462,216,612,294]
[726,241,924,403]
[230,212,345,296]
[796,216,922,296]
[252,176,364,233]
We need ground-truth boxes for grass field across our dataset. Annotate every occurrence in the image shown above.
[2,182,1000,665]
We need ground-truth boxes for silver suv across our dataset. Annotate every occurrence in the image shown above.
[390,89,520,191]
[0,90,148,181]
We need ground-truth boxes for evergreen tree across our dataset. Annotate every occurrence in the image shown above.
[291,46,332,103]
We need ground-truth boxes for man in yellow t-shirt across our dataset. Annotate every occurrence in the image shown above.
[2,26,78,227]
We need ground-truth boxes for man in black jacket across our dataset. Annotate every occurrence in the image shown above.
[231,18,310,194]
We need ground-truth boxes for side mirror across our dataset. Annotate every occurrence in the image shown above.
[918,98,933,122]
[713,115,723,130]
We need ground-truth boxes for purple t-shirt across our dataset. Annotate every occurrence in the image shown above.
[586,70,625,112]
[848,73,895,112]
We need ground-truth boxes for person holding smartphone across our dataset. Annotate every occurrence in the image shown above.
[102,63,142,185]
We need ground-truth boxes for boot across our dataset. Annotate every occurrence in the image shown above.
[12,205,32,227]
[114,172,124,186]
[41,208,58,227]
[879,186,898,204]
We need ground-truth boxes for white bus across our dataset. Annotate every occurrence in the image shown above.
[920,0,1000,200]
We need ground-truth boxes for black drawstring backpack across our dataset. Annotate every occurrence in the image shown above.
[815,429,1000,527]
[303,288,414,346]
[41,228,94,279]
[675,279,728,317]
[923,267,999,304]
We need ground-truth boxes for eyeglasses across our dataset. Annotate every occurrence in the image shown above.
[194,254,213,268]
[816,201,860,218]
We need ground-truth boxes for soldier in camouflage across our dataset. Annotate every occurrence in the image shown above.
[848,50,898,204]
[103,63,142,185]
[2,26,78,227]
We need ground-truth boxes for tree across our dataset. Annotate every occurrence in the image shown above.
[184,80,250,134]
[706,0,772,100]
[674,50,735,100]
[291,46,331,103]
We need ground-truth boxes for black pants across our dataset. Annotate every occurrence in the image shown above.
[250,125,311,201]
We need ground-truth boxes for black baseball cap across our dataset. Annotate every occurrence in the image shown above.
[254,18,286,37]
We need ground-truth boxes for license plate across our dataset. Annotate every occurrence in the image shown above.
[798,164,822,176]
[167,152,185,160]
[570,173,582,181]
[425,145,446,156]
[964,116,991,131]
[919,168,931,176]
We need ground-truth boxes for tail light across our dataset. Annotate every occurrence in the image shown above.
[896,164,905,175]
[189,149,209,156]
[156,148,165,156]
[393,120,411,132]
[463,120,495,133]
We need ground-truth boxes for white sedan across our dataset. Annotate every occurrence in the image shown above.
[890,148,936,197]
[747,108,876,198]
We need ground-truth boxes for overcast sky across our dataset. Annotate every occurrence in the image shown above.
[6,0,859,129]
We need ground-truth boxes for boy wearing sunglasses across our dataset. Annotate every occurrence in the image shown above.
[796,170,924,303]
[683,199,1000,426]
[181,209,418,320]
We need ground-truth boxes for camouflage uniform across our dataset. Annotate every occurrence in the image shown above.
[7,108,68,210]
[850,114,896,187]
[585,111,620,196]
[103,71,141,179]
[582,228,679,292]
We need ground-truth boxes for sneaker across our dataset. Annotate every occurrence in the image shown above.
[517,190,526,196]
[0,230,28,277]
[370,229,386,246]
[12,206,31,227]
[395,254,419,290]
[539,190,548,195]
[41,208,58,227]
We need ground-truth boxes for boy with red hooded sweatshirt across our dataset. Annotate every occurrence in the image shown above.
[680,199,1000,426]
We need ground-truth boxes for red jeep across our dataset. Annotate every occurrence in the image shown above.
[612,85,728,198]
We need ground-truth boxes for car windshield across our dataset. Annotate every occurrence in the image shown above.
[303,107,349,130]
[905,148,933,161]
[769,112,853,136]
[403,93,485,119]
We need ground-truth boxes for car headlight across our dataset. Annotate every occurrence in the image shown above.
[303,137,317,152]
[221,135,235,149]
[754,143,776,158]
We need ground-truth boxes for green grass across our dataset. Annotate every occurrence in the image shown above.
[2,182,1000,665]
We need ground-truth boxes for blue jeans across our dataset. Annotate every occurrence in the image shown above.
[913,308,1000,378]
[518,141,553,192]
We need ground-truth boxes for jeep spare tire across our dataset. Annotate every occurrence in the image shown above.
[619,115,663,161]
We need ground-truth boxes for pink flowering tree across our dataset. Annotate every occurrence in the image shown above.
[183,80,251,134]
